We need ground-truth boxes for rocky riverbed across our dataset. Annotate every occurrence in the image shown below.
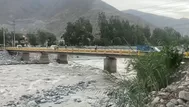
[150,69,189,107]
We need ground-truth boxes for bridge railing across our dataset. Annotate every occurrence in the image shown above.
[5,47,189,58]
[5,47,141,56]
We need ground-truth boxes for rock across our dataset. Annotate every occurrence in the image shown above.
[170,99,178,105]
[16,105,24,107]
[176,105,184,107]
[177,99,185,104]
[151,97,160,105]
[40,99,47,103]
[179,91,189,101]
[178,86,184,89]
[159,105,165,107]
[166,102,175,107]
[158,92,169,96]
[74,98,82,103]
[27,101,39,107]
[54,99,64,104]
[160,99,165,103]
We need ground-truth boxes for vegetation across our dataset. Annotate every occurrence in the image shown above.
[36,30,57,46]
[0,29,57,47]
[62,17,94,46]
[111,45,184,107]
[62,12,188,46]
[0,28,25,46]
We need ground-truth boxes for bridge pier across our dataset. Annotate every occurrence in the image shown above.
[104,57,117,73]
[21,52,30,61]
[57,53,68,64]
[39,52,50,64]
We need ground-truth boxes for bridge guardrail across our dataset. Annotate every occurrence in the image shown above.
[5,47,189,58]
[5,47,141,56]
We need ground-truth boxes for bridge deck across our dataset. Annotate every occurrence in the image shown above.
[2,47,189,58]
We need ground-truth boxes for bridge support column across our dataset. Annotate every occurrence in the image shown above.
[57,53,68,64]
[104,57,117,73]
[39,52,49,64]
[21,52,30,61]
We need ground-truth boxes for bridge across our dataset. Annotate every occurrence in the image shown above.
[2,47,189,73]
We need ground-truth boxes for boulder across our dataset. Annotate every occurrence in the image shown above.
[166,102,175,107]
[170,99,178,105]
[179,91,189,101]
[151,97,160,105]
[27,101,39,107]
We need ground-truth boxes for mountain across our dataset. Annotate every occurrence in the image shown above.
[0,0,154,36]
[123,9,189,35]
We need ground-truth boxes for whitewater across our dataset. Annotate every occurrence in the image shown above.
[0,51,136,107]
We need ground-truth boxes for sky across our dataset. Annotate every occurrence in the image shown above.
[102,0,189,19]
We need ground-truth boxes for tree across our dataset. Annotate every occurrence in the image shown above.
[37,30,57,46]
[0,28,3,45]
[47,32,57,46]
[151,27,181,46]
[62,17,93,46]
[143,26,151,44]
[15,33,24,45]
[0,28,12,46]
[112,37,122,45]
[37,30,48,46]
[27,33,38,46]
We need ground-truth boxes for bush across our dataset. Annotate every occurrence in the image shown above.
[133,45,183,91]
[111,45,183,107]
[112,78,149,107]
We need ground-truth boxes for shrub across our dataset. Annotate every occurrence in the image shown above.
[112,78,149,107]
[133,45,183,91]
[111,45,183,107]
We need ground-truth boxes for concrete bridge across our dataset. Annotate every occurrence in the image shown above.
[3,47,189,73]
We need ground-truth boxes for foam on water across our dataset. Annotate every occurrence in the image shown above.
[0,50,21,65]
[0,53,136,106]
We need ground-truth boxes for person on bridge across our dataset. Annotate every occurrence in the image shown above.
[95,45,97,51]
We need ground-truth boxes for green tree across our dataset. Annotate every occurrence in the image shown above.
[37,30,57,46]
[143,26,151,44]
[62,17,93,46]
[0,28,12,46]
[37,30,48,46]
[151,27,181,46]
[47,32,57,46]
[0,28,3,45]
[112,37,122,45]
[27,33,38,46]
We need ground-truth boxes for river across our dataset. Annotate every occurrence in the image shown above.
[0,54,136,107]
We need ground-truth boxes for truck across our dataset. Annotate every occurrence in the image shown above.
[137,45,160,52]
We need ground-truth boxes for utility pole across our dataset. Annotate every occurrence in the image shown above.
[2,28,5,49]
[13,20,16,47]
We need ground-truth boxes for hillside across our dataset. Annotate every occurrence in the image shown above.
[0,0,154,36]
[124,9,189,35]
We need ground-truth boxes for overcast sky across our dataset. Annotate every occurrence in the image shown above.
[102,0,189,19]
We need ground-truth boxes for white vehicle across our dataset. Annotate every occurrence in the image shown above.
[51,45,59,50]
[153,47,161,52]
[17,45,22,48]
